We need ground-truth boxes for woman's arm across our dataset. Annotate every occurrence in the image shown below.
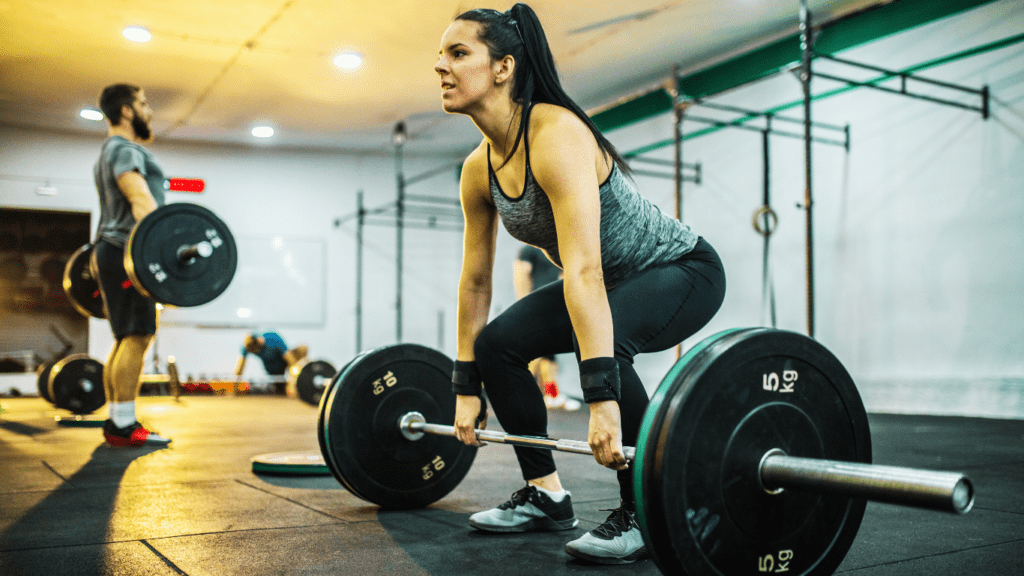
[453,144,499,445]
[454,144,499,362]
[529,106,612,361]
[530,105,626,471]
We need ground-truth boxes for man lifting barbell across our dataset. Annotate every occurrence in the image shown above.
[90,83,171,447]
[438,5,726,564]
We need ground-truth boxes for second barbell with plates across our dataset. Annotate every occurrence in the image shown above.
[63,202,238,318]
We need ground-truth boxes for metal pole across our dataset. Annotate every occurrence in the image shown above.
[671,66,684,361]
[399,413,974,515]
[396,145,404,343]
[356,190,364,354]
[672,66,684,224]
[762,123,777,328]
[800,0,815,338]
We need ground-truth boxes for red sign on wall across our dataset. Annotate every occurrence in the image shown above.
[166,178,206,193]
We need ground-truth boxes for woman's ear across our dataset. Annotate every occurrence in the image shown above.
[494,55,516,85]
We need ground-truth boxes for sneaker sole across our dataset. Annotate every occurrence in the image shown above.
[565,545,649,565]
[103,435,172,447]
[470,516,579,533]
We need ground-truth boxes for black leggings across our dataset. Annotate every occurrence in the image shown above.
[474,238,726,503]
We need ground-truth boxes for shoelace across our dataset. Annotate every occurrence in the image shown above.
[497,486,535,510]
[592,507,637,539]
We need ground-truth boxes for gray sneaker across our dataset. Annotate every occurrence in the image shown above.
[565,505,648,564]
[469,485,579,533]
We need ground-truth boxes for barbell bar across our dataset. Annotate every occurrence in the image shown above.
[318,329,978,576]
[397,412,972,515]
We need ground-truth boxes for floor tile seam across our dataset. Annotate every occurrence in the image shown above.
[234,479,352,522]
[0,522,351,554]
[957,459,1024,471]
[39,460,74,487]
[971,505,1024,516]
[835,537,1024,573]
[140,539,189,575]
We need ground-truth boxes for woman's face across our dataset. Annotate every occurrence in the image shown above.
[435,20,500,114]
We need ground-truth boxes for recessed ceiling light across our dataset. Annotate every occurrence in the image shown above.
[334,52,363,70]
[79,108,104,121]
[123,26,152,43]
[252,126,275,138]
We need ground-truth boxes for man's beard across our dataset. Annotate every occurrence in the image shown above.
[132,113,152,141]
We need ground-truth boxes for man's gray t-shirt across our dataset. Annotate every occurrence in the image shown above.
[94,136,166,247]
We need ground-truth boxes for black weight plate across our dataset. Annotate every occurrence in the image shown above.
[48,354,106,415]
[318,351,371,501]
[296,360,336,406]
[319,344,476,509]
[63,244,106,319]
[125,203,237,307]
[640,328,871,576]
[634,328,742,575]
[37,361,56,404]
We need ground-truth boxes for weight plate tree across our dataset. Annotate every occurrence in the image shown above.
[125,203,237,308]
[318,344,477,509]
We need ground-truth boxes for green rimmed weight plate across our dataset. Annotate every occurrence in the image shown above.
[635,328,872,576]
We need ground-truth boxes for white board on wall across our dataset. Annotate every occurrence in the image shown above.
[160,234,326,327]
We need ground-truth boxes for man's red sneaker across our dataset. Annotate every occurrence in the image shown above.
[103,420,172,447]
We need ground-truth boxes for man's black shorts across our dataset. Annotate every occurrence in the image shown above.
[92,240,157,339]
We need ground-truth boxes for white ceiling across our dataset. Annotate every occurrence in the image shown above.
[0,0,879,154]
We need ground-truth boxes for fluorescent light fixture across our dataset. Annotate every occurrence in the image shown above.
[123,26,152,43]
[79,108,104,121]
[237,308,252,318]
[252,126,275,138]
[334,52,363,70]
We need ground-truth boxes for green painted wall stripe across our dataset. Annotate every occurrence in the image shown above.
[592,0,1001,133]
[621,30,1024,157]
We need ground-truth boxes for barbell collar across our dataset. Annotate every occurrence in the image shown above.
[400,412,636,461]
[177,241,214,263]
[759,450,974,514]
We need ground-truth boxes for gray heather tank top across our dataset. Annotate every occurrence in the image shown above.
[488,123,698,288]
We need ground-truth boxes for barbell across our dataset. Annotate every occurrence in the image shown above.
[316,328,974,576]
[63,202,237,318]
[36,355,336,413]
[151,357,336,406]
[36,355,105,415]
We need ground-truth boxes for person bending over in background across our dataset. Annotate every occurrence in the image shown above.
[513,244,578,410]
[91,83,171,447]
[235,331,308,377]
[439,4,726,565]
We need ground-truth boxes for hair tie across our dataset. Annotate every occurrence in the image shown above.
[507,14,524,43]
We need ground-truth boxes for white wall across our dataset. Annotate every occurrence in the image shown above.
[0,126,473,382]
[3,0,1022,417]
[604,0,1024,417]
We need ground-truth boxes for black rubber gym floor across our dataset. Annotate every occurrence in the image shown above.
[0,395,1021,575]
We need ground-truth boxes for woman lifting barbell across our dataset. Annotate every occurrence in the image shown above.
[439,4,726,565]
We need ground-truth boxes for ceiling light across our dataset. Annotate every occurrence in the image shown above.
[79,108,104,121]
[123,26,152,43]
[334,52,363,70]
[252,126,275,138]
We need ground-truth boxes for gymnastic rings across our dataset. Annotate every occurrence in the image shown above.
[752,205,778,238]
